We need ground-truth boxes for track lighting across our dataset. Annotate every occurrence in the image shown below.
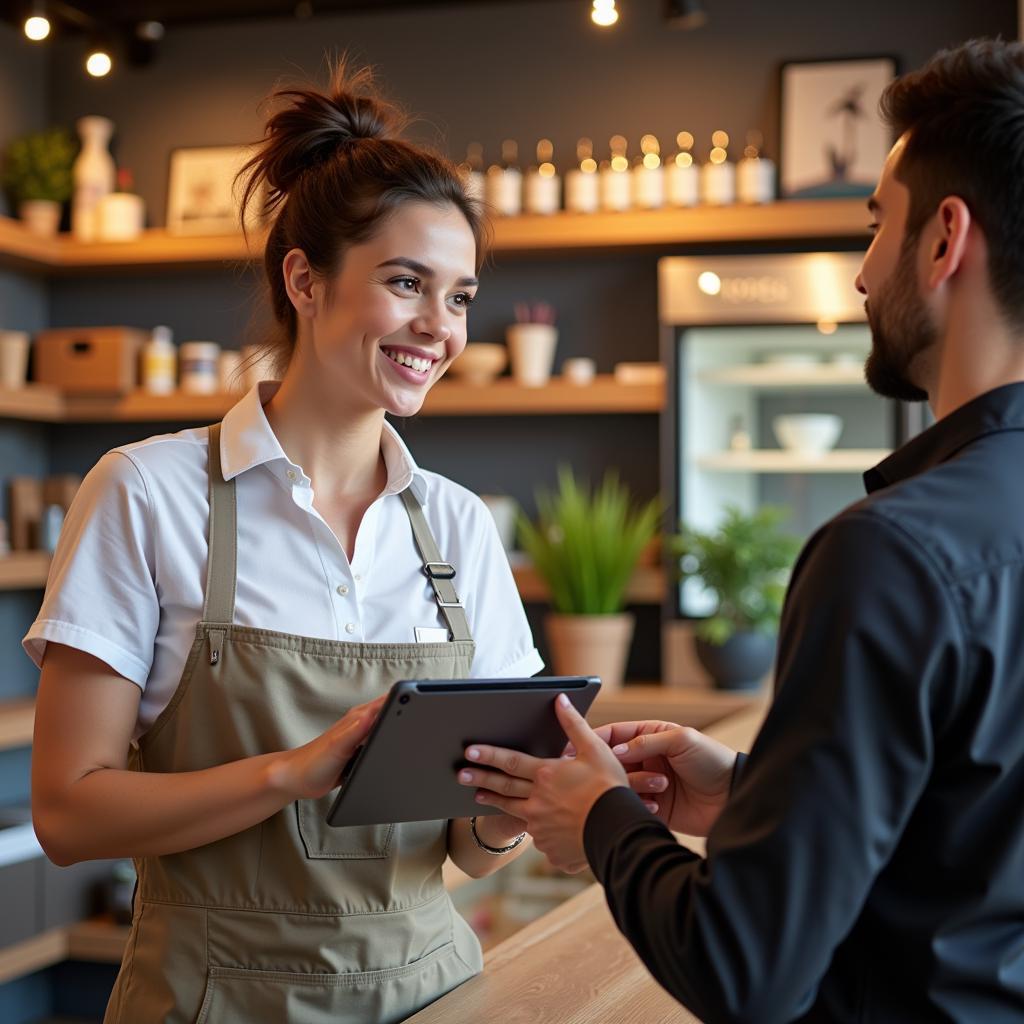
[591,0,619,28]
[663,0,708,30]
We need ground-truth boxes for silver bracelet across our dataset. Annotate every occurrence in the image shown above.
[470,816,527,856]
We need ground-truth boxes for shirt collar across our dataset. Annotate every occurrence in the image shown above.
[219,380,429,504]
[864,381,1024,494]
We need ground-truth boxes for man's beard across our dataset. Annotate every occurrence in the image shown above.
[863,240,933,403]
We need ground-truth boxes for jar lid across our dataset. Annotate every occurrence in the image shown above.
[180,341,221,358]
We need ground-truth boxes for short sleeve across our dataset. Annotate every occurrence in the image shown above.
[22,450,159,688]
[460,497,544,680]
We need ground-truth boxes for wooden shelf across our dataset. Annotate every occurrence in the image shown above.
[699,362,868,390]
[698,449,890,473]
[0,377,663,424]
[0,551,51,590]
[65,916,131,964]
[0,200,869,274]
[511,562,665,604]
[0,699,35,752]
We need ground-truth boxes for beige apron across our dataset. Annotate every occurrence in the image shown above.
[103,424,482,1024]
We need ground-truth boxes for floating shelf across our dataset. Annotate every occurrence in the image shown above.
[0,552,51,590]
[0,376,663,424]
[699,362,868,390]
[512,563,665,604]
[698,449,890,473]
[0,699,35,752]
[0,200,870,274]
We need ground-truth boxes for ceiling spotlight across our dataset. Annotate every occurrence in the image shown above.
[127,20,164,66]
[591,0,619,28]
[24,2,51,41]
[86,44,113,77]
[664,0,708,30]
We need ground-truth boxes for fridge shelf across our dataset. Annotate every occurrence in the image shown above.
[698,363,868,390]
[697,449,890,473]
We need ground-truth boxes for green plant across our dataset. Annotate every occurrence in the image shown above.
[672,505,801,645]
[2,127,77,205]
[518,467,661,615]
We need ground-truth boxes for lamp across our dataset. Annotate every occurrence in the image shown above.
[85,38,113,77]
[664,0,708,30]
[23,2,51,41]
[591,0,619,27]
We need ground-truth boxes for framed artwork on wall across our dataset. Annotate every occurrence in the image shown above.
[779,56,898,199]
[166,144,259,235]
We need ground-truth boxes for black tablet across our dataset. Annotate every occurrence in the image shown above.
[326,676,601,827]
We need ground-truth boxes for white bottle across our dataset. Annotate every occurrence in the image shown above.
[599,135,632,212]
[484,139,523,217]
[736,130,777,204]
[72,116,116,242]
[667,131,700,207]
[631,134,665,210]
[142,325,177,395]
[565,138,600,214]
[523,139,561,215]
[457,142,485,203]
[700,130,737,206]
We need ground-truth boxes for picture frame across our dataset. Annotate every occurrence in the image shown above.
[779,56,898,200]
[166,144,259,235]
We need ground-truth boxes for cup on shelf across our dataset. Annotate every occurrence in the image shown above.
[562,357,596,386]
[179,341,221,395]
[0,331,31,390]
[772,414,843,456]
[506,323,558,388]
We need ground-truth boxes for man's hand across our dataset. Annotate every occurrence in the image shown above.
[463,694,632,873]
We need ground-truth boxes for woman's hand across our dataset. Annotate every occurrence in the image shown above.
[597,719,737,836]
[268,695,386,800]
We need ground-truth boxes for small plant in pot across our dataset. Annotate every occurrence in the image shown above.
[1,126,77,237]
[518,467,660,690]
[671,505,801,691]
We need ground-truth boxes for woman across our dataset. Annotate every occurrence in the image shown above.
[25,66,543,1024]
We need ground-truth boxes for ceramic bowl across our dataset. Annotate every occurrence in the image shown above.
[449,343,508,386]
[772,413,843,455]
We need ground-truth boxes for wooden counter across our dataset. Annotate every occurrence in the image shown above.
[407,697,768,1023]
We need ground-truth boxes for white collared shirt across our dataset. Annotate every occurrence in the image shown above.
[24,382,543,739]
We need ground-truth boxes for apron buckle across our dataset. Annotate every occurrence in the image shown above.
[208,628,226,666]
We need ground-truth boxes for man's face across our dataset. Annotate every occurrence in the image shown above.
[855,135,934,403]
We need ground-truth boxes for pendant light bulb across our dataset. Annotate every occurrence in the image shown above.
[86,46,113,77]
[24,2,51,41]
[591,0,619,28]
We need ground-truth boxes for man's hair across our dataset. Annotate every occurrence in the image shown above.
[880,38,1024,329]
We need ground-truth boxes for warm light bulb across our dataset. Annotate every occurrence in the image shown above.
[643,152,661,169]
[539,162,556,177]
[610,154,629,172]
[817,320,838,336]
[712,130,730,148]
[710,147,727,164]
[675,152,694,168]
[591,0,619,27]
[676,131,694,150]
[580,157,598,173]
[697,272,722,296]
[86,50,112,77]
[24,15,50,41]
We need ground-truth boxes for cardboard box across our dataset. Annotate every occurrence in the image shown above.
[33,326,146,394]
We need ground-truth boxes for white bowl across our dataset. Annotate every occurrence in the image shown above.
[772,414,843,455]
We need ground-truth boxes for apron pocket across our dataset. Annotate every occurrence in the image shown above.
[195,940,472,1024]
[296,795,394,859]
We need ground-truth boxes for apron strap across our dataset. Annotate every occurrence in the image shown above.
[399,488,472,643]
[203,423,238,626]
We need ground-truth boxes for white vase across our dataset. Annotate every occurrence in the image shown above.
[506,323,558,387]
[72,116,116,242]
[19,200,61,237]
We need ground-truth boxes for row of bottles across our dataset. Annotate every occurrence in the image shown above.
[458,132,776,216]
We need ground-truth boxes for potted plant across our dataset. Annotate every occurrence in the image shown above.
[1,127,77,237]
[518,467,660,690]
[671,505,801,690]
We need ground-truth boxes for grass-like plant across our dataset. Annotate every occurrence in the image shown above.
[518,467,661,615]
[671,505,801,645]
[2,127,77,205]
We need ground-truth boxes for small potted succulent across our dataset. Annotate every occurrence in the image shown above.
[518,467,660,689]
[671,505,801,690]
[1,127,77,237]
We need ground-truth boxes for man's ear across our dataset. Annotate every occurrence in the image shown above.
[927,197,971,290]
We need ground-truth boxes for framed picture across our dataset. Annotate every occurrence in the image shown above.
[166,144,259,235]
[779,56,898,199]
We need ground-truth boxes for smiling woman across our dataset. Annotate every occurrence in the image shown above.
[26,59,543,1024]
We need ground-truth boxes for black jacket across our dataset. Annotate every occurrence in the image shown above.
[585,383,1024,1023]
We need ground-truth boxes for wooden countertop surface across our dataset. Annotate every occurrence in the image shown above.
[407,697,769,1023]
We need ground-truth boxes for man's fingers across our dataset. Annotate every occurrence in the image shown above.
[464,744,541,780]
[611,728,686,763]
[457,767,532,800]
[473,791,522,817]
[554,694,600,753]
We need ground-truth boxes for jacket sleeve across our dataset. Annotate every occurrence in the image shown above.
[583,511,964,1024]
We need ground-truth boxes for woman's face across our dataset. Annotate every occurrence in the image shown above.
[299,200,478,418]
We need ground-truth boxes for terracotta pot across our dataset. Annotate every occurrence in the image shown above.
[19,199,61,237]
[544,612,635,691]
[695,631,775,691]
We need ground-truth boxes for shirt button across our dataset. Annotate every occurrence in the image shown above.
[336,584,349,596]
[354,574,363,582]
[286,470,297,481]
[345,622,357,634]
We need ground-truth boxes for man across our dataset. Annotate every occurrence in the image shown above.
[459,38,1024,1023]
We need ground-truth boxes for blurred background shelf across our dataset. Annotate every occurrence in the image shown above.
[699,363,868,390]
[0,552,51,590]
[698,449,890,473]
[0,385,64,421]
[0,699,35,752]
[511,562,665,604]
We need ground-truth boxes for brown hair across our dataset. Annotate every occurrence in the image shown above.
[880,38,1024,329]
[238,62,486,373]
